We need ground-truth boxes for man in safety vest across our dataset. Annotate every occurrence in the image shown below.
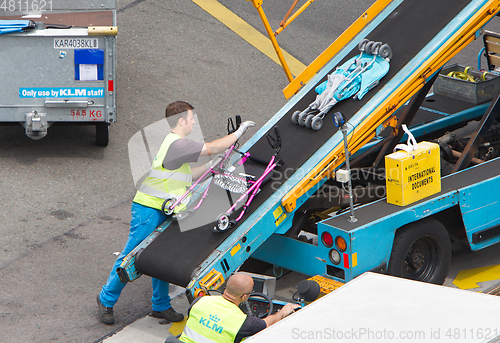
[97,101,255,325]
[178,273,300,343]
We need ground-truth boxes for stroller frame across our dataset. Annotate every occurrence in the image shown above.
[291,39,392,131]
[161,119,283,232]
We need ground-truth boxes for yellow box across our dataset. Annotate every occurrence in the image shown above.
[199,269,224,290]
[385,141,441,206]
[308,275,344,297]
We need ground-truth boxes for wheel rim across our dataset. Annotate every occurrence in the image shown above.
[365,41,374,53]
[371,42,382,55]
[379,43,392,60]
[311,117,323,131]
[402,236,440,281]
[305,115,314,128]
[162,198,176,216]
[298,112,308,126]
[218,214,230,231]
[358,38,370,51]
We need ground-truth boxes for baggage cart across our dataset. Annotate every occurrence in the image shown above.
[0,0,117,146]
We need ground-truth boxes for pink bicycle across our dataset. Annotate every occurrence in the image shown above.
[161,117,283,232]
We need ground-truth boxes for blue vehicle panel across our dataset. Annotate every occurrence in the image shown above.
[461,176,500,251]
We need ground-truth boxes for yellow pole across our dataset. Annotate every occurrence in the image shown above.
[249,0,294,82]
[274,0,316,36]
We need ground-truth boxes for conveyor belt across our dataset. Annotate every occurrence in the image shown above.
[136,0,471,287]
[414,94,483,126]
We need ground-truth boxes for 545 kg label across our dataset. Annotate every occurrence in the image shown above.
[71,109,102,121]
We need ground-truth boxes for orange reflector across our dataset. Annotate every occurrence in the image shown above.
[335,236,347,252]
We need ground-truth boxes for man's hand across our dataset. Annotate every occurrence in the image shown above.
[263,302,301,327]
[233,121,256,139]
[201,121,255,157]
[279,303,301,319]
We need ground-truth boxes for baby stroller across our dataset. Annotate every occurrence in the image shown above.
[161,116,283,232]
[292,39,392,131]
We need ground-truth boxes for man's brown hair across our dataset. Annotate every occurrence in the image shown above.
[165,101,194,128]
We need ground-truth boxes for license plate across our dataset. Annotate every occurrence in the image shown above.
[54,38,98,49]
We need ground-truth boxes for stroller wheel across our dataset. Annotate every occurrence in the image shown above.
[291,110,301,124]
[358,38,370,52]
[215,213,231,232]
[298,112,309,126]
[364,41,374,54]
[305,114,315,129]
[311,116,323,131]
[371,41,382,55]
[379,43,393,60]
[161,198,176,216]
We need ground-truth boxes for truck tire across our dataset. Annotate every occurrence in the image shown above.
[388,218,451,285]
[96,123,109,146]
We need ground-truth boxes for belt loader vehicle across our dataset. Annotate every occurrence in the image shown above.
[118,0,500,302]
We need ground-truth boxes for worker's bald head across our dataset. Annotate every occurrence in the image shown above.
[225,273,254,298]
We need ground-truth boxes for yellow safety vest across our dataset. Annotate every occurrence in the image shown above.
[133,133,192,212]
[179,296,247,343]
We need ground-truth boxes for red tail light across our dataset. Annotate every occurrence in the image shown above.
[322,232,334,247]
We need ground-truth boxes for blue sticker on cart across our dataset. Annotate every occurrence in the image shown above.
[74,49,104,81]
[19,87,105,98]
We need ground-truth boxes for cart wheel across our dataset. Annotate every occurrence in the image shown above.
[298,112,309,126]
[304,114,315,129]
[378,43,393,60]
[371,41,382,55]
[214,213,232,232]
[161,198,176,216]
[291,110,301,124]
[388,218,451,285]
[311,116,323,131]
[358,38,370,52]
[96,123,109,146]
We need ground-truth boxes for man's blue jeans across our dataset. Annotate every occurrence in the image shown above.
[99,202,171,311]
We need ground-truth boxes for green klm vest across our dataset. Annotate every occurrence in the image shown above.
[179,296,247,343]
[133,133,192,211]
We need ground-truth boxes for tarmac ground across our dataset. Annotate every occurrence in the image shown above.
[2,1,500,342]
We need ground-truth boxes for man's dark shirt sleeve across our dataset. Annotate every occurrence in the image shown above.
[235,315,267,343]
[162,138,204,170]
